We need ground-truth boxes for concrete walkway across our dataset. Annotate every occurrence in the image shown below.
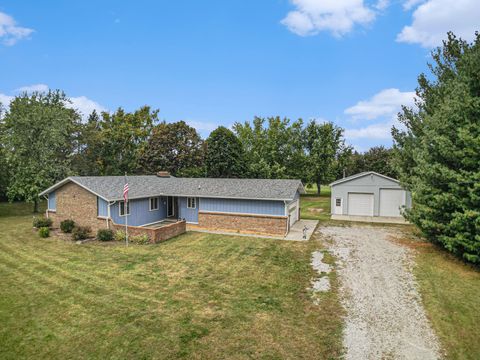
[188,219,319,241]
[284,220,318,241]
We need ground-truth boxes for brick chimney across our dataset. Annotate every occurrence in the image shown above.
[156,171,171,178]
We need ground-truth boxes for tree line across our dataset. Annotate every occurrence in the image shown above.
[0,93,396,209]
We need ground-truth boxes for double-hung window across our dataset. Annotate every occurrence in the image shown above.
[187,197,196,209]
[149,197,159,211]
[119,201,130,216]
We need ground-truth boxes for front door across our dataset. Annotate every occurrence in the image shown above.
[167,196,175,217]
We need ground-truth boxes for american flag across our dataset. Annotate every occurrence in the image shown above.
[123,176,129,202]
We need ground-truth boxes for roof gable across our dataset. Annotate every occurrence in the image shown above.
[330,171,400,187]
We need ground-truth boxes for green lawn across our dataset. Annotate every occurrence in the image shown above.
[413,242,480,359]
[0,202,343,359]
[393,232,480,360]
[300,185,331,222]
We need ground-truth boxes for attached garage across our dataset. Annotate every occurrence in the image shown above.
[330,171,411,223]
[287,197,299,227]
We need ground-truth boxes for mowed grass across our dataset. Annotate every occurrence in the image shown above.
[0,202,344,359]
[415,246,480,359]
[397,233,480,360]
[301,185,331,222]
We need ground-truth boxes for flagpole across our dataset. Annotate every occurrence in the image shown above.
[125,172,129,247]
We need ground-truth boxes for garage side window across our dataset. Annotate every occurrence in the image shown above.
[335,198,342,207]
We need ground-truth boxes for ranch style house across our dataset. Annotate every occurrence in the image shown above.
[39,172,305,242]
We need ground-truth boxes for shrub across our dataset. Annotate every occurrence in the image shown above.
[38,227,50,238]
[114,231,150,244]
[114,230,126,242]
[60,219,75,233]
[33,217,52,229]
[97,229,114,241]
[130,234,151,245]
[72,226,91,241]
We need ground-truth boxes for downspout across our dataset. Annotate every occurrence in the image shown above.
[284,200,289,237]
[43,195,49,218]
[107,201,116,229]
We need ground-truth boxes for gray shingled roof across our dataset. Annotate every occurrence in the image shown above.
[40,176,305,201]
[330,171,399,186]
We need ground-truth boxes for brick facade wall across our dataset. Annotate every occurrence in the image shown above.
[46,181,186,243]
[111,220,186,244]
[47,182,108,232]
[194,211,288,236]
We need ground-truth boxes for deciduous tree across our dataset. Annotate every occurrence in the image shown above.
[205,126,246,178]
[138,121,204,176]
[305,120,349,194]
[2,91,81,212]
[234,117,307,180]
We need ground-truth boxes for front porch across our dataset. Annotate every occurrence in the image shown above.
[110,218,186,243]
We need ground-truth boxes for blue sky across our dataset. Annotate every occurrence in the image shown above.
[0,0,478,150]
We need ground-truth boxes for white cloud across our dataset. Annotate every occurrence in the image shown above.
[344,88,416,120]
[403,0,425,11]
[343,88,414,141]
[69,96,107,118]
[281,0,377,37]
[0,12,34,46]
[344,119,394,139]
[183,120,221,137]
[397,0,480,47]
[0,93,14,108]
[15,84,49,93]
[0,85,106,120]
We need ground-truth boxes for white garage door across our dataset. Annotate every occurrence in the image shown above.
[288,199,299,226]
[379,189,404,217]
[348,193,374,216]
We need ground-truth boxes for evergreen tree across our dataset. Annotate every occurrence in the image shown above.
[393,32,480,263]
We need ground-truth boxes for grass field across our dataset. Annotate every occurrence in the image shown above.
[300,185,331,222]
[396,232,480,360]
[0,202,343,359]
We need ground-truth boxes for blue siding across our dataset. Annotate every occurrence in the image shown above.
[178,197,199,223]
[97,197,109,217]
[48,191,56,210]
[199,197,285,216]
[286,190,300,206]
[110,196,167,226]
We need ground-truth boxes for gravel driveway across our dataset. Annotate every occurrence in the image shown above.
[320,225,441,360]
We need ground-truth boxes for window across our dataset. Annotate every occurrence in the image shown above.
[149,197,159,211]
[187,197,196,209]
[119,201,130,216]
[335,198,342,207]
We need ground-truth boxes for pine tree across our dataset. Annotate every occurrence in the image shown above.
[393,32,480,263]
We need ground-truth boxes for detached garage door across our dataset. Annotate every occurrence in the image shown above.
[379,189,404,217]
[347,193,374,216]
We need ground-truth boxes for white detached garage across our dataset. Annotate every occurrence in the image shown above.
[330,172,411,223]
